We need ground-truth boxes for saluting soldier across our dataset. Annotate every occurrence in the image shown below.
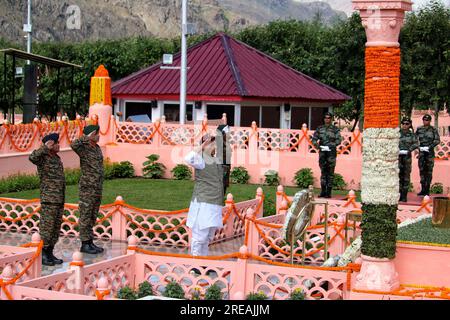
[312,112,342,198]
[71,125,105,254]
[415,114,441,196]
[398,118,418,202]
[29,133,65,266]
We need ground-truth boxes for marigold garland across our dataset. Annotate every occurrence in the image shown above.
[364,47,401,129]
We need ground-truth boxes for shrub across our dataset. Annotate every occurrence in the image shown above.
[112,161,135,178]
[431,183,444,194]
[408,182,414,193]
[117,286,138,300]
[332,173,347,190]
[293,168,314,188]
[142,154,166,179]
[64,168,81,185]
[230,166,250,184]
[246,291,269,300]
[205,284,223,300]
[104,159,115,180]
[137,281,154,298]
[171,164,192,180]
[289,288,306,300]
[264,170,280,186]
[163,281,185,299]
[0,173,40,193]
[263,197,276,217]
[104,160,135,180]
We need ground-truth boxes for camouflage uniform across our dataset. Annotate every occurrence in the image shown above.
[312,124,342,196]
[71,135,104,242]
[415,125,440,195]
[29,145,66,248]
[398,129,418,199]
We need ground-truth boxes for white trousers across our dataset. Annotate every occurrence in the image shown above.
[190,226,217,256]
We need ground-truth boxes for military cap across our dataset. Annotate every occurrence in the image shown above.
[422,114,432,121]
[401,117,412,124]
[42,133,59,144]
[324,112,333,118]
[83,124,100,135]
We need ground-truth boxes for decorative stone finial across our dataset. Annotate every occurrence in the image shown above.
[127,236,138,247]
[256,187,263,197]
[302,123,308,130]
[246,208,255,218]
[349,190,356,198]
[226,193,233,202]
[97,276,109,290]
[277,185,284,193]
[31,233,41,244]
[72,251,83,263]
[239,245,248,255]
[1,265,13,280]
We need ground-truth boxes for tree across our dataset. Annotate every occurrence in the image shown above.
[319,13,366,130]
[400,0,450,126]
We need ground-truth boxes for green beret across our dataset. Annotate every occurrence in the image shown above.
[83,125,100,135]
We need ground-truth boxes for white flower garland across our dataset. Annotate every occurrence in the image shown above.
[361,128,400,205]
[397,214,432,229]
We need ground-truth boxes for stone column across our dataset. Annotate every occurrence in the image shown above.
[352,0,412,292]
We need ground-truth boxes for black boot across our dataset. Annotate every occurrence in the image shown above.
[399,190,408,202]
[319,183,327,197]
[423,183,431,196]
[47,246,63,264]
[417,184,427,196]
[42,247,55,266]
[80,240,99,254]
[325,186,332,199]
[90,240,104,253]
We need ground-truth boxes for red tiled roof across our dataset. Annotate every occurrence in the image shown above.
[112,33,350,102]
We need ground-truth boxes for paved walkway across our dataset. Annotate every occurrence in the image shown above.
[0,232,244,277]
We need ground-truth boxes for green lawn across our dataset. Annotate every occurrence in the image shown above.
[397,218,450,245]
[0,178,358,214]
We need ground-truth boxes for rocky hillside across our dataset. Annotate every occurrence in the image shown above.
[0,0,346,43]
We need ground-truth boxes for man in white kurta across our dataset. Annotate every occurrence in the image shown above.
[184,132,227,256]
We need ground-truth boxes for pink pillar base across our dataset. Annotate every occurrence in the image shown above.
[89,103,112,145]
[354,255,400,292]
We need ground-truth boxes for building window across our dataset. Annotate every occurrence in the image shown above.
[261,106,280,129]
[291,107,309,129]
[125,102,152,121]
[310,107,329,130]
[206,104,235,126]
[241,106,260,127]
[164,104,193,122]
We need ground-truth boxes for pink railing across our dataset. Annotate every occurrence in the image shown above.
[275,186,435,225]
[82,254,135,297]
[0,192,262,248]
[0,245,40,283]
[0,118,94,155]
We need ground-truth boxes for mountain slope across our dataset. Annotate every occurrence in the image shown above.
[0,0,346,43]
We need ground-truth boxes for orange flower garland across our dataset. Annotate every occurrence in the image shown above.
[364,47,401,129]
